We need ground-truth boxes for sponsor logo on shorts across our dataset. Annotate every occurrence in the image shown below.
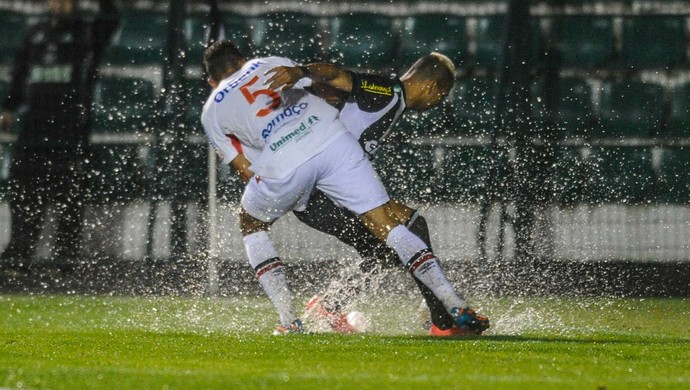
[261,102,309,139]
[269,115,320,152]
[361,80,392,96]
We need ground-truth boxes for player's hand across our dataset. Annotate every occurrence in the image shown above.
[264,66,304,91]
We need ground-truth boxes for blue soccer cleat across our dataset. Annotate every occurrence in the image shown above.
[450,307,490,335]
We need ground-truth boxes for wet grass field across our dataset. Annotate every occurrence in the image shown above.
[0,295,688,389]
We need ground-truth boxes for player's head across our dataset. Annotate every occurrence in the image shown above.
[47,0,77,15]
[400,52,456,112]
[204,40,246,88]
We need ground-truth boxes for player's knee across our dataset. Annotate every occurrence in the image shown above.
[239,208,272,236]
[389,199,415,224]
[407,212,432,249]
[359,202,400,241]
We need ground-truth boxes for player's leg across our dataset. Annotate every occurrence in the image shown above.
[361,204,489,334]
[293,190,381,333]
[359,205,468,310]
[401,209,457,330]
[295,194,455,330]
[240,208,301,333]
[294,190,393,309]
[293,190,370,252]
[240,169,321,333]
[315,133,489,333]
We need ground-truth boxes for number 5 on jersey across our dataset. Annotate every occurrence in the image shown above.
[240,75,280,117]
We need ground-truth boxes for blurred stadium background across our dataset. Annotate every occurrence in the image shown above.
[0,0,689,296]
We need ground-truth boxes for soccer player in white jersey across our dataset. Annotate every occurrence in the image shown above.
[200,40,489,335]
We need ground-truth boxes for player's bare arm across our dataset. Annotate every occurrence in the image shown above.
[264,63,353,93]
[229,153,254,183]
[359,202,406,242]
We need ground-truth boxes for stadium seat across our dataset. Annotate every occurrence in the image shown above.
[94,76,157,133]
[474,15,506,70]
[596,80,665,138]
[183,76,211,133]
[328,13,397,69]
[587,146,656,203]
[552,15,614,69]
[373,143,436,203]
[657,147,690,203]
[105,9,167,65]
[474,15,542,70]
[439,145,501,203]
[532,77,595,138]
[620,16,687,70]
[396,96,455,138]
[550,147,588,204]
[399,14,468,67]
[0,10,30,65]
[155,144,209,202]
[667,82,690,138]
[250,12,322,63]
[451,76,500,136]
[185,12,250,66]
[89,144,149,202]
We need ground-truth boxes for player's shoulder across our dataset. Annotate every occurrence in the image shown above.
[351,72,402,97]
[258,56,298,67]
[202,83,227,122]
[201,96,215,126]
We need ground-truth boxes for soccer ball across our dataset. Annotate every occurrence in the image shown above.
[346,311,369,332]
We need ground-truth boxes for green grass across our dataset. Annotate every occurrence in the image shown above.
[0,295,689,389]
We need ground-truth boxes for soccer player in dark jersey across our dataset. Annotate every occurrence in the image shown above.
[265,53,478,336]
[0,0,119,273]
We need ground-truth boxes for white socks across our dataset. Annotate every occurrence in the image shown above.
[244,225,468,325]
[386,225,468,311]
[244,231,295,326]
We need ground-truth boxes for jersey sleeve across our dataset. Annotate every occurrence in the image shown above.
[201,111,242,165]
[348,72,399,111]
[339,72,406,157]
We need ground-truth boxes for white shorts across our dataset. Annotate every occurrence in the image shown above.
[241,132,390,223]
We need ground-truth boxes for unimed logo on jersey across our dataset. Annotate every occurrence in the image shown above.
[269,115,320,151]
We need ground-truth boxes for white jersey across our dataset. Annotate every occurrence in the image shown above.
[201,56,347,179]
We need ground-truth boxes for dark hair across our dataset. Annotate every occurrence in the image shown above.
[409,53,456,91]
[204,40,245,81]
